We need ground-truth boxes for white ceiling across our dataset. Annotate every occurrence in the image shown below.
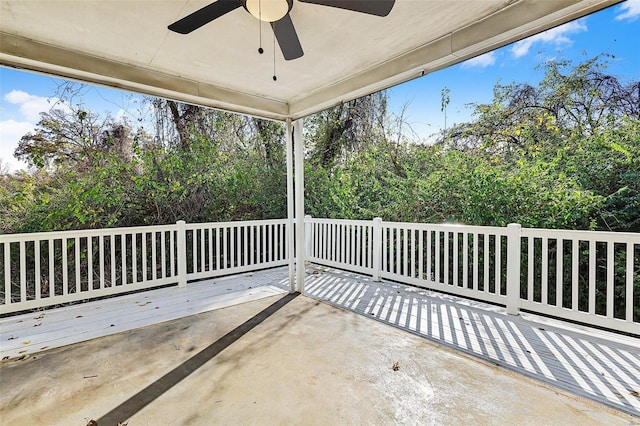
[0,0,621,121]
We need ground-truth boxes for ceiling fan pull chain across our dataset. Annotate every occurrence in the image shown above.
[273,31,277,81]
[258,0,264,54]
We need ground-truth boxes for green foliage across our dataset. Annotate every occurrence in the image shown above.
[1,54,638,236]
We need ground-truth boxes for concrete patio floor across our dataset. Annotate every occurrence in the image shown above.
[1,265,639,424]
[1,292,636,425]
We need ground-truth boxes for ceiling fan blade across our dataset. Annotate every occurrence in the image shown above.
[298,0,395,17]
[168,0,241,34]
[271,15,304,61]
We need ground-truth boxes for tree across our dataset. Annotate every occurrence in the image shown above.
[306,91,388,168]
[440,55,639,159]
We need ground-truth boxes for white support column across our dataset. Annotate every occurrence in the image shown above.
[286,119,295,293]
[294,119,305,294]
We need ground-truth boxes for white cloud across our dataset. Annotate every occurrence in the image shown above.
[3,90,53,122]
[0,119,33,171]
[461,52,497,69]
[511,20,587,58]
[616,0,640,21]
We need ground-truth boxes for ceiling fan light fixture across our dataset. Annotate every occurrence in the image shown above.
[246,0,291,22]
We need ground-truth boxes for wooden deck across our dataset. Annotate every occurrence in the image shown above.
[1,264,639,418]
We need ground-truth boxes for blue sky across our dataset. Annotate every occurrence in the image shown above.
[1,0,639,172]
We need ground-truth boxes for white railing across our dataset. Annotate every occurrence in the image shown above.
[520,227,639,333]
[185,220,288,281]
[305,217,639,335]
[0,219,288,314]
[305,218,374,276]
[3,216,638,334]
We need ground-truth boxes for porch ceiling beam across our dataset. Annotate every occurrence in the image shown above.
[0,32,290,121]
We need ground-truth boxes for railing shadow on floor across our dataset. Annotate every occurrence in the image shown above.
[303,265,640,418]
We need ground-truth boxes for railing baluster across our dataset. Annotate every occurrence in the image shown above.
[62,237,69,295]
[473,233,479,290]
[224,226,229,269]
[495,235,501,295]
[418,229,424,280]
[122,234,127,285]
[49,238,55,297]
[410,229,416,278]
[201,228,207,271]
[151,233,157,281]
[606,241,614,318]
[541,237,548,304]
[367,224,373,269]
[4,242,10,304]
[444,232,449,285]
[170,229,175,278]
[161,231,166,279]
[99,235,105,289]
[19,241,26,302]
[267,224,272,263]
[216,227,221,269]
[261,224,266,264]
[142,233,147,282]
[403,227,408,277]
[483,233,489,293]
[382,226,387,273]
[209,228,214,271]
[572,239,578,311]
[75,237,81,293]
[427,230,432,281]
[245,226,250,265]
[626,242,634,322]
[556,238,562,307]
[453,231,458,286]
[436,231,441,284]
[396,227,401,275]
[132,233,137,284]
[463,232,468,289]
[35,240,41,300]
[192,229,197,273]
[527,237,534,301]
[230,226,236,268]
[111,235,116,286]
[88,236,93,289]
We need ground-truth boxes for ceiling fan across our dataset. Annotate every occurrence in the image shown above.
[168,0,395,61]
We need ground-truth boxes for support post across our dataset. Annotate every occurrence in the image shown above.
[372,217,382,282]
[286,119,295,293]
[294,119,305,294]
[176,220,187,288]
[506,223,522,315]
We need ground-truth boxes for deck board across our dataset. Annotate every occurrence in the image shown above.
[1,270,288,359]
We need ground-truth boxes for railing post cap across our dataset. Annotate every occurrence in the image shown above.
[305,215,312,219]
[373,217,383,223]
[507,223,521,229]
[176,220,186,225]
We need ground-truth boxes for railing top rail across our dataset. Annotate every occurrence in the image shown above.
[521,227,640,243]
[0,223,178,242]
[382,221,509,235]
[0,219,291,243]
[185,218,288,229]
[305,218,373,226]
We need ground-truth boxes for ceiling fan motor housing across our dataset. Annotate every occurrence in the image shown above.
[242,0,294,22]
